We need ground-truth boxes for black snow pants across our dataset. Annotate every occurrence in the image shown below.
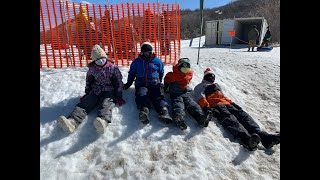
[214,104,261,139]
[170,93,204,122]
[69,91,115,123]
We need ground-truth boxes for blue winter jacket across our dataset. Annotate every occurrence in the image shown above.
[127,56,164,88]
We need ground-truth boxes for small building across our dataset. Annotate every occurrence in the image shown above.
[205,17,268,46]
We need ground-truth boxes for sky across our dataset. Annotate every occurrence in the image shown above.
[40,37,280,180]
[71,0,234,10]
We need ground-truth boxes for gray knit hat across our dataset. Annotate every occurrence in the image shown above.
[91,44,107,61]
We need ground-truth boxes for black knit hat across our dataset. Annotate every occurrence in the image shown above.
[141,42,153,52]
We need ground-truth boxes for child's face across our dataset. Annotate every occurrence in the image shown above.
[180,62,191,74]
[141,51,152,59]
[204,74,215,83]
[142,51,152,56]
[95,58,107,66]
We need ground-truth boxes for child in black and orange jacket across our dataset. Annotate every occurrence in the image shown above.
[164,58,211,130]
[193,68,280,151]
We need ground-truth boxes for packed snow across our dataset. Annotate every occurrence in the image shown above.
[40,38,280,180]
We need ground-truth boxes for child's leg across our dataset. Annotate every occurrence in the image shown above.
[171,94,187,129]
[215,105,251,139]
[58,93,99,134]
[149,84,172,123]
[183,94,210,127]
[70,92,99,123]
[135,87,152,124]
[183,94,204,119]
[93,92,115,134]
[226,104,261,135]
[171,94,185,119]
[135,87,152,110]
[149,84,168,114]
[216,105,261,150]
[97,92,115,123]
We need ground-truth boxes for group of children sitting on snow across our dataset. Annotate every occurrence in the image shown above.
[57,42,280,151]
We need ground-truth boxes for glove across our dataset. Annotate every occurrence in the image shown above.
[123,82,132,90]
[115,98,126,106]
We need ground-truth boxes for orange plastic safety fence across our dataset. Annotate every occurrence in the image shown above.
[40,0,180,68]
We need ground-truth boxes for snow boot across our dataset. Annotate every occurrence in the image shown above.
[159,106,173,124]
[139,107,150,124]
[69,106,87,124]
[257,131,280,149]
[58,116,80,134]
[241,133,261,151]
[197,113,211,128]
[173,115,187,130]
[94,117,109,134]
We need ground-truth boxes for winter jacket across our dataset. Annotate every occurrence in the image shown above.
[248,27,259,41]
[263,29,272,41]
[85,62,123,99]
[127,56,164,88]
[193,80,233,108]
[164,64,193,95]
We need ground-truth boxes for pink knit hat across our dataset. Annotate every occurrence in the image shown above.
[204,68,215,76]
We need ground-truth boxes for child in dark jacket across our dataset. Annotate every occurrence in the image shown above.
[164,58,211,130]
[58,44,125,134]
[193,68,280,151]
[123,42,172,124]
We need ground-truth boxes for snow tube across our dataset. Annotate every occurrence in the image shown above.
[257,46,273,52]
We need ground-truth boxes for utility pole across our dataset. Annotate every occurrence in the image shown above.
[215,10,222,45]
[197,0,204,65]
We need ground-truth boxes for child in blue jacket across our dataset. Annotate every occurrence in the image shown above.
[123,42,172,124]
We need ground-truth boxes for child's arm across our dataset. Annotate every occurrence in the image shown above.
[158,60,165,83]
[186,71,194,91]
[85,70,94,94]
[112,66,124,99]
[163,72,173,93]
[194,84,210,109]
[124,60,137,89]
